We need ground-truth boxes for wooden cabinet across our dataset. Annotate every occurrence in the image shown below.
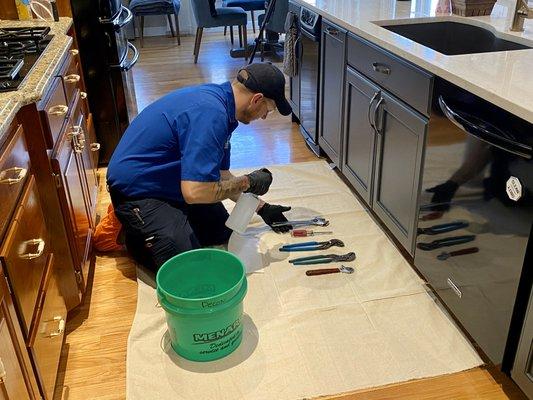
[0,27,99,399]
[372,91,427,254]
[1,176,51,337]
[0,124,30,239]
[319,21,346,167]
[0,271,39,400]
[342,67,380,205]
[28,259,67,400]
[51,94,94,291]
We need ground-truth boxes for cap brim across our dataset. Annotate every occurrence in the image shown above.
[275,97,292,116]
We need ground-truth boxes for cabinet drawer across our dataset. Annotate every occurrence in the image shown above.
[29,261,66,400]
[1,176,50,336]
[0,123,30,239]
[347,34,433,116]
[40,77,69,149]
[61,53,83,107]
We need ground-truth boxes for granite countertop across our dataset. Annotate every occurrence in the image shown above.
[292,0,533,123]
[0,17,72,145]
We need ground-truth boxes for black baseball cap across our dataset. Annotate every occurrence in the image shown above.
[237,63,292,116]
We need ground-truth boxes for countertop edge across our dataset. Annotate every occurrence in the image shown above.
[0,17,73,147]
[292,0,533,124]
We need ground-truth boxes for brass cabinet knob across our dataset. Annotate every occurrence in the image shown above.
[0,166,27,185]
[64,74,81,84]
[47,104,68,116]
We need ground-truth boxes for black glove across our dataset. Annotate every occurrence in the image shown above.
[426,180,459,211]
[245,168,273,196]
[258,203,292,233]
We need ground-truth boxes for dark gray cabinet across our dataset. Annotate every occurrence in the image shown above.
[372,91,427,254]
[340,33,430,255]
[512,287,533,398]
[342,67,380,205]
[319,21,346,167]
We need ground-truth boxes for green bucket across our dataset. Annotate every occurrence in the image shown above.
[156,249,247,362]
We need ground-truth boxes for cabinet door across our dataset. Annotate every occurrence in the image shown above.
[75,112,98,227]
[0,272,37,400]
[1,176,50,337]
[341,67,381,205]
[319,22,346,167]
[372,91,427,255]
[53,133,92,291]
[29,261,67,400]
[512,286,533,398]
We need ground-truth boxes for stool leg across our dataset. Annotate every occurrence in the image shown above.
[238,25,243,48]
[230,26,234,45]
[224,26,227,36]
[174,14,180,45]
[260,28,264,61]
[243,25,248,60]
[251,10,256,33]
[194,27,203,63]
[140,16,144,48]
[167,14,175,37]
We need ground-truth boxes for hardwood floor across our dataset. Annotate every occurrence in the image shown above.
[54,32,527,400]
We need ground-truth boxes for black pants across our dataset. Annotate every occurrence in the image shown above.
[110,190,232,272]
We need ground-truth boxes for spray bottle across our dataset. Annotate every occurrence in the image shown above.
[225,193,260,235]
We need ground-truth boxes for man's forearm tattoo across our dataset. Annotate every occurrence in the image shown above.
[213,176,249,201]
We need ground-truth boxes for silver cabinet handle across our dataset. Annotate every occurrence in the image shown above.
[69,49,79,56]
[19,238,45,260]
[325,27,339,36]
[373,97,384,134]
[90,143,101,151]
[64,74,80,84]
[367,91,379,132]
[80,91,87,99]
[47,104,68,116]
[45,316,65,338]
[0,166,27,185]
[372,62,391,75]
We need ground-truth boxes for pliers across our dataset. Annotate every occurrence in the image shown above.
[279,239,344,252]
[289,252,356,265]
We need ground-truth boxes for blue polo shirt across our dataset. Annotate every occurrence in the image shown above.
[107,81,238,202]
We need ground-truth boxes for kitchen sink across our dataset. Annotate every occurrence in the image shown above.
[381,21,531,55]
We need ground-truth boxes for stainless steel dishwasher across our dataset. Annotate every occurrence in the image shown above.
[415,77,533,367]
[297,7,321,155]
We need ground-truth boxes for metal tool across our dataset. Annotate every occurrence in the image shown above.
[289,252,356,265]
[437,247,479,260]
[306,265,354,276]
[280,239,344,252]
[417,220,469,235]
[271,217,329,228]
[291,229,333,237]
[417,235,475,251]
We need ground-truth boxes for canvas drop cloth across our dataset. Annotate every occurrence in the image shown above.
[126,161,482,400]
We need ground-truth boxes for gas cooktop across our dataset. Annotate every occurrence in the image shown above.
[0,27,53,92]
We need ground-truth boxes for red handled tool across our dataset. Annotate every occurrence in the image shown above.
[291,229,333,237]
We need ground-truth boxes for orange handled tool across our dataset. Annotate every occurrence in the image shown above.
[291,229,333,237]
